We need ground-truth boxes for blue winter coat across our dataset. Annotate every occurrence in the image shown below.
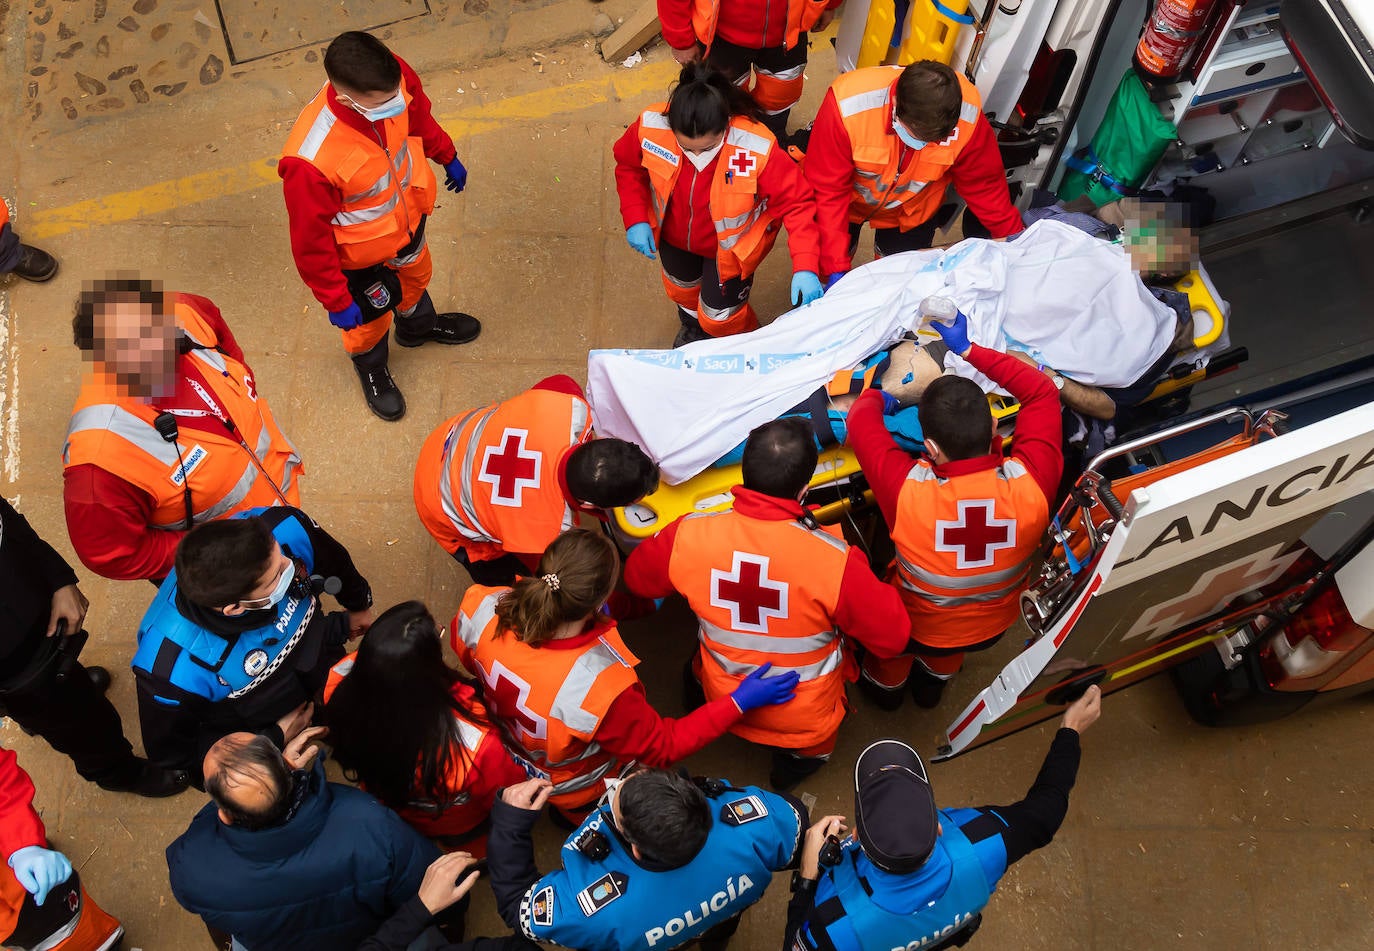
[166,762,439,951]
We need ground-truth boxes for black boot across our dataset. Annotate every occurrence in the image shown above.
[768,750,827,792]
[13,244,58,282]
[858,673,906,712]
[97,758,190,798]
[672,309,711,348]
[910,666,949,710]
[394,291,481,347]
[351,339,406,421]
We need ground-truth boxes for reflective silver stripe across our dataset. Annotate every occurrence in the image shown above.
[457,590,502,651]
[549,638,632,735]
[894,555,1032,606]
[717,204,768,250]
[294,90,336,161]
[907,462,941,483]
[66,404,182,466]
[190,348,228,375]
[394,141,415,189]
[726,126,772,157]
[661,268,700,290]
[280,456,300,496]
[172,459,258,529]
[961,101,981,124]
[1002,458,1029,479]
[700,298,746,323]
[704,644,843,681]
[344,176,391,204]
[641,111,673,130]
[757,64,805,82]
[838,86,892,118]
[699,618,838,656]
[331,190,401,226]
[787,519,848,553]
[436,407,501,545]
[547,756,615,795]
[896,555,1030,591]
[560,402,590,533]
[390,233,427,267]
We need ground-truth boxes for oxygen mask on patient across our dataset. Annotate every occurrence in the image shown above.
[1122,198,1198,283]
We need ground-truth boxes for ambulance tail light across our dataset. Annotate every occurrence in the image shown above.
[1260,585,1369,685]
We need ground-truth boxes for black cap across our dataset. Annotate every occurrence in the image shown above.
[854,738,937,873]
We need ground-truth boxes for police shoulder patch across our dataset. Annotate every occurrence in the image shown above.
[531,885,554,927]
[243,649,270,677]
[721,794,769,826]
[576,871,628,917]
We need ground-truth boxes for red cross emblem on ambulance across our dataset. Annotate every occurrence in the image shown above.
[479,428,542,507]
[711,552,788,633]
[729,149,756,177]
[935,499,1016,569]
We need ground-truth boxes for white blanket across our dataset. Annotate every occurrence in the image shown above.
[588,220,1175,484]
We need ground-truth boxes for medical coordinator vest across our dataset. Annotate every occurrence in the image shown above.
[638,109,782,283]
[830,67,983,232]
[892,459,1047,648]
[667,510,851,748]
[281,85,437,270]
[63,297,301,531]
[413,388,593,562]
[453,585,641,812]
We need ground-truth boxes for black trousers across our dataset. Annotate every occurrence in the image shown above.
[0,630,140,785]
[0,222,20,273]
[707,36,809,140]
[847,218,943,259]
[659,239,754,325]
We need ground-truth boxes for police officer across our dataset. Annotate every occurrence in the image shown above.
[783,686,1102,951]
[490,771,807,951]
[0,498,186,797]
[131,506,373,783]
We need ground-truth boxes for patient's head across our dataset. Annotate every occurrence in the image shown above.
[743,418,817,500]
[919,376,995,463]
[1122,198,1197,281]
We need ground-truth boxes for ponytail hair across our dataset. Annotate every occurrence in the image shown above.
[495,529,619,646]
[665,61,763,139]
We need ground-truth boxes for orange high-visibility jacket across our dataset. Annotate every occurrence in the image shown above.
[281,84,437,270]
[413,388,593,562]
[891,461,1048,647]
[689,0,829,51]
[638,108,784,283]
[452,585,641,811]
[63,300,301,531]
[831,66,984,231]
[668,510,851,748]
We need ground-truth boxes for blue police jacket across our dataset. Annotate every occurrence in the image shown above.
[520,784,802,951]
[794,807,1005,951]
[133,507,321,706]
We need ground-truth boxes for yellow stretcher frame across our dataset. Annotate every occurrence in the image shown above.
[611,270,1225,541]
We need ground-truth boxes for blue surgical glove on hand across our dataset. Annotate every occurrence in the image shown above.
[626,223,657,260]
[824,272,845,291]
[443,157,468,193]
[930,307,972,356]
[791,270,823,306]
[328,302,364,330]
[9,846,71,906]
[879,391,901,415]
[731,662,801,712]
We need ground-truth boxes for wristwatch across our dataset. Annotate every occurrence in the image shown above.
[790,871,818,894]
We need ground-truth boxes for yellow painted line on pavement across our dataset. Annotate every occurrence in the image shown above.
[26,60,677,241]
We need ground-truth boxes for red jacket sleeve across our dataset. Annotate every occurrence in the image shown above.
[623,517,685,599]
[594,684,741,766]
[846,389,915,526]
[948,118,1023,239]
[531,374,586,399]
[657,0,699,49]
[613,119,654,231]
[833,548,909,656]
[801,90,857,278]
[397,57,456,165]
[0,750,46,861]
[175,293,245,364]
[63,464,182,581]
[759,146,821,276]
[964,345,1062,502]
[279,157,354,313]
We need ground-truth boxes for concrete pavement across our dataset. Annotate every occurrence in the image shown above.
[2,0,1372,947]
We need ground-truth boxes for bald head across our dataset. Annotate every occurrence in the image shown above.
[204,733,293,830]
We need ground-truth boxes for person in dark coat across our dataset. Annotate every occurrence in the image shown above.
[0,497,185,797]
[167,730,438,951]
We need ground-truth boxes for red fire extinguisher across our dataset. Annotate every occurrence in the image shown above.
[1133,0,1222,83]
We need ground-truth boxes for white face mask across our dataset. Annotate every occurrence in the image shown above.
[345,88,406,122]
[683,138,726,171]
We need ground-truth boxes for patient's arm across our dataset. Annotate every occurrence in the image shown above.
[1007,351,1118,421]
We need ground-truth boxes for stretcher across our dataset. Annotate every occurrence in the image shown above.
[609,267,1240,545]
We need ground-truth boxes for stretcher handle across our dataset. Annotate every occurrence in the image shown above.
[1084,406,1252,476]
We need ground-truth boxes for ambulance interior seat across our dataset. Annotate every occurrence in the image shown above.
[1281,0,1374,150]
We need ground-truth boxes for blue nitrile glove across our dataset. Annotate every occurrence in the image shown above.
[328,302,364,330]
[825,272,845,291]
[931,307,972,356]
[9,846,72,907]
[731,662,801,712]
[879,391,901,415]
[444,156,468,193]
[626,223,656,260]
[791,270,823,306]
